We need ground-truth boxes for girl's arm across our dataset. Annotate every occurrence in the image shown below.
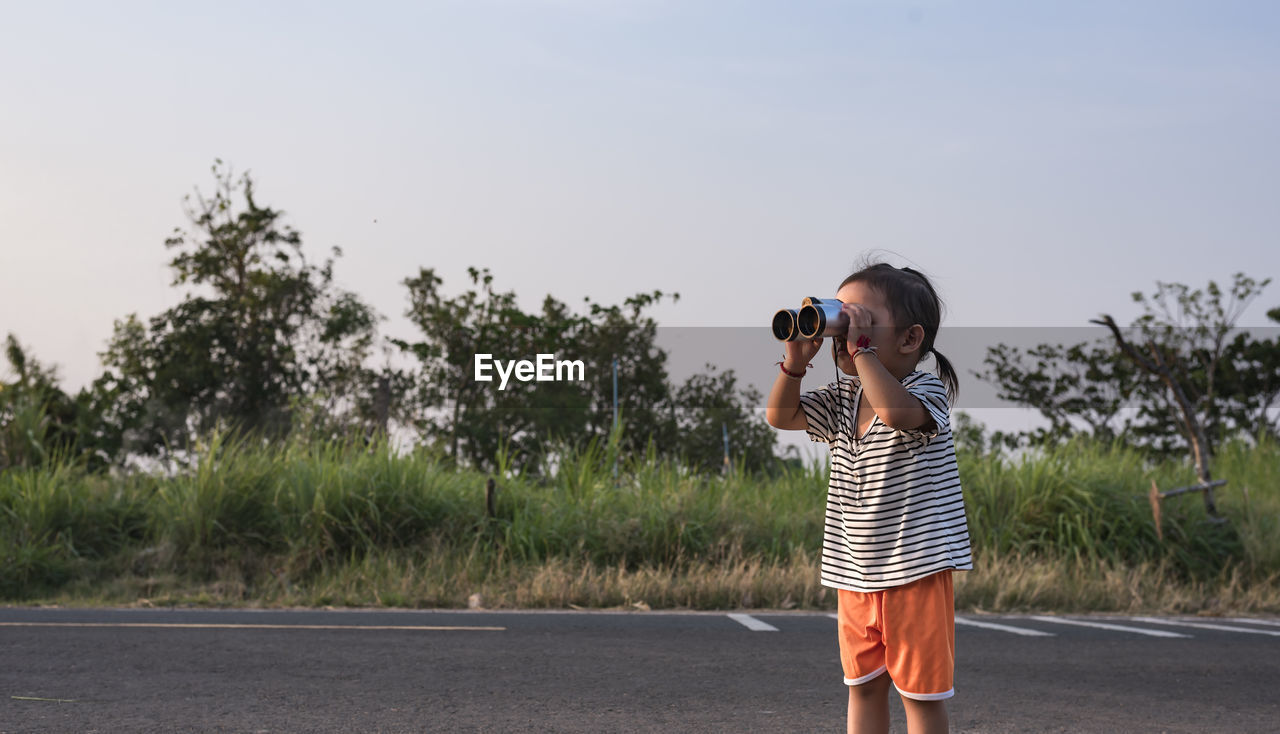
[765,337,822,430]
[842,302,933,432]
[851,351,933,432]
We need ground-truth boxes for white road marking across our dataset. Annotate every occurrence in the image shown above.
[955,616,1056,637]
[727,614,779,631]
[1223,617,1280,628]
[0,622,504,632]
[1129,617,1280,637]
[1028,616,1190,638]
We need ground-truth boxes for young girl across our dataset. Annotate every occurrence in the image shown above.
[766,262,972,734]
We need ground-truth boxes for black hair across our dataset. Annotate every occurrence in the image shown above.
[837,260,959,405]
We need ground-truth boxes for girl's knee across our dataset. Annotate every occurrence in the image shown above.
[901,696,947,711]
[849,671,892,698]
[900,696,949,733]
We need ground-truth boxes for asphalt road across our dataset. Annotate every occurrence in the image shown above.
[2,607,1278,733]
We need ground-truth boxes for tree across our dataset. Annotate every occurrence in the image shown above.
[0,333,125,473]
[287,291,418,449]
[95,160,389,466]
[671,365,777,474]
[1,336,66,470]
[979,275,1278,457]
[1091,273,1274,515]
[394,266,676,472]
[392,267,776,474]
[975,340,1152,447]
[1217,311,1280,444]
[977,273,1278,520]
[572,289,681,458]
[396,266,534,470]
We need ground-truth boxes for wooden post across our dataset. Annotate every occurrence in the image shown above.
[1148,480,1163,542]
[1146,478,1228,541]
[722,422,731,475]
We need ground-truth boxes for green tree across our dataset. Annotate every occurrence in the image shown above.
[974,340,1153,448]
[671,365,777,474]
[977,273,1278,516]
[393,267,775,474]
[394,266,678,473]
[0,333,127,473]
[1,336,67,470]
[572,290,680,457]
[396,266,532,470]
[1092,273,1274,514]
[95,161,389,465]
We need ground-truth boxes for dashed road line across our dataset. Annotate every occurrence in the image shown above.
[727,614,779,632]
[955,616,1056,637]
[1028,616,1190,638]
[1129,617,1280,637]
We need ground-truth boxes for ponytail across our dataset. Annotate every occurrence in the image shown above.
[930,347,960,407]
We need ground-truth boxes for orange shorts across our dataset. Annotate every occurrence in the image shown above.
[836,569,955,700]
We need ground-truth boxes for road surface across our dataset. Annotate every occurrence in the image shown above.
[3,607,1277,732]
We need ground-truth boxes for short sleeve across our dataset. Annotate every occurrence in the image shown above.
[798,379,844,444]
[901,372,951,443]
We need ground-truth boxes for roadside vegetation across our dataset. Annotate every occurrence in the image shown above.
[3,163,1278,614]
[3,425,1276,614]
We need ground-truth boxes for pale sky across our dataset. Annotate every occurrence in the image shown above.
[2,1,1278,452]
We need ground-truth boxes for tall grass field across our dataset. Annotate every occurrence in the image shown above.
[2,429,1277,614]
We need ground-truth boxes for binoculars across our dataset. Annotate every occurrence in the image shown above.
[772,298,847,341]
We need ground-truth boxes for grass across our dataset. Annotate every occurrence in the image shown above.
[2,427,1278,614]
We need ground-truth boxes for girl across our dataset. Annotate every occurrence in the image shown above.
[766,262,972,734]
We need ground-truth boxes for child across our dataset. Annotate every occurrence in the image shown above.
[766,262,972,734]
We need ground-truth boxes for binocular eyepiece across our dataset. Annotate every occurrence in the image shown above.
[772,298,847,341]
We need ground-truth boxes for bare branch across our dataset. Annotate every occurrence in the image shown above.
[1089,315,1160,373]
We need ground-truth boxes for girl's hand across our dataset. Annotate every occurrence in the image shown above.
[783,336,822,370]
[841,302,874,355]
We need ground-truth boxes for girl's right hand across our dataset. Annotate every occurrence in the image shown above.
[783,337,822,372]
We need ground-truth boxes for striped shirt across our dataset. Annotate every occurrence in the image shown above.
[798,370,973,592]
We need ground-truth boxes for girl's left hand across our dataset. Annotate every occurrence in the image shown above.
[841,302,874,354]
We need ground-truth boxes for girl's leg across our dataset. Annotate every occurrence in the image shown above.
[847,671,892,734]
[901,697,948,734]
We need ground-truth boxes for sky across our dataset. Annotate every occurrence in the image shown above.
[2,1,1278,456]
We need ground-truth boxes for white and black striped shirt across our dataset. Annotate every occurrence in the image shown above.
[799,370,973,592]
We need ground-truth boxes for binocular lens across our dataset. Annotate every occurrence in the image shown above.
[771,298,847,341]
[796,306,821,338]
[800,302,848,339]
[772,309,798,341]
